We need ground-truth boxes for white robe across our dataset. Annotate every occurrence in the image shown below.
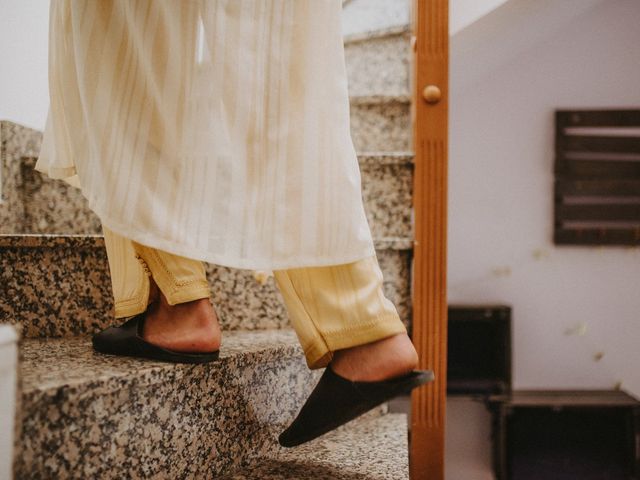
[36,0,376,271]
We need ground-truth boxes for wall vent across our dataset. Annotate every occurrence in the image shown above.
[554,109,640,246]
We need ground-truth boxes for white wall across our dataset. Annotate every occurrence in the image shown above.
[0,0,50,130]
[449,0,640,397]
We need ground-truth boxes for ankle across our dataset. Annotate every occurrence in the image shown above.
[157,296,215,320]
[331,333,418,382]
[143,296,221,353]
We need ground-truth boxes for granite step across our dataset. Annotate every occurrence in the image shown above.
[15,329,321,478]
[2,123,413,238]
[0,234,413,338]
[360,152,414,240]
[10,156,102,235]
[0,121,43,234]
[350,95,411,152]
[345,25,411,98]
[223,413,409,479]
[341,0,410,38]
[5,152,413,240]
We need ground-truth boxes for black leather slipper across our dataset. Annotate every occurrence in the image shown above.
[92,312,220,364]
[278,366,435,447]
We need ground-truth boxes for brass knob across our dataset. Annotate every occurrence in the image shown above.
[422,85,442,104]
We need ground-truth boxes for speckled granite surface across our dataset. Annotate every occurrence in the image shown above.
[224,413,409,479]
[345,29,410,98]
[0,234,112,338]
[16,330,321,479]
[360,153,413,239]
[6,152,412,241]
[350,96,411,152]
[18,156,102,234]
[342,0,410,38]
[1,235,412,337]
[4,121,413,241]
[0,121,42,234]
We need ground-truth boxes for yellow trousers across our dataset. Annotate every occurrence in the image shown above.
[103,226,406,369]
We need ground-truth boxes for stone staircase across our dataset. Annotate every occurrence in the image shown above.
[0,3,414,477]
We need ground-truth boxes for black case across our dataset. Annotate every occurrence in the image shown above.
[447,304,512,395]
[487,390,640,480]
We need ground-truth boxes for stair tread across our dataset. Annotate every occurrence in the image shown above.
[21,329,301,393]
[18,330,409,478]
[2,233,412,337]
[341,0,410,41]
[17,328,326,477]
[226,413,409,479]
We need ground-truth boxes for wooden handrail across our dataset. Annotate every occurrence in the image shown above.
[410,1,449,479]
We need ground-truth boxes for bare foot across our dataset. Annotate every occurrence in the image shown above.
[330,333,418,382]
[142,285,221,353]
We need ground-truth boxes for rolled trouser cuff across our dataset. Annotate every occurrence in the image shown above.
[303,313,407,369]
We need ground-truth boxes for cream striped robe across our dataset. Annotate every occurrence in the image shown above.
[36,0,376,270]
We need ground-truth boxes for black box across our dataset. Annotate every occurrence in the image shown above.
[488,390,640,480]
[447,304,512,395]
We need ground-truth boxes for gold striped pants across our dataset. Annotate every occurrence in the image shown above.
[103,226,406,369]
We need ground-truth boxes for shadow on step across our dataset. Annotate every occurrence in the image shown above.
[225,459,373,480]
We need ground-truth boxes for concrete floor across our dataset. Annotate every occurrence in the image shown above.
[389,394,495,480]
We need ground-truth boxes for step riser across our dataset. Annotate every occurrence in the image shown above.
[0,122,42,234]
[16,335,320,478]
[16,157,102,235]
[361,157,413,239]
[345,32,410,97]
[0,237,412,337]
[2,123,412,239]
[350,100,411,152]
[7,156,413,239]
[342,0,410,38]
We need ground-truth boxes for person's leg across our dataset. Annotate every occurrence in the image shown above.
[102,225,221,353]
[130,240,221,353]
[102,224,156,319]
[273,253,429,447]
[273,253,418,381]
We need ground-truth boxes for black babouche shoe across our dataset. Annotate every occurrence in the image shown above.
[278,366,435,447]
[92,312,219,364]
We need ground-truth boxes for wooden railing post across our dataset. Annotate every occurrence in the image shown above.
[410,0,449,479]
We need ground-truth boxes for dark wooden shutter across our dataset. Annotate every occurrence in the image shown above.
[554,109,640,245]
